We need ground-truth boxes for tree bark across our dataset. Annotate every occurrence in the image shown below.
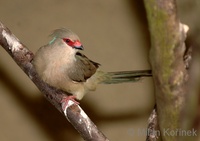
[144,0,189,140]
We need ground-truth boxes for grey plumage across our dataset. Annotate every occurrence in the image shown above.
[33,28,152,100]
[50,28,80,41]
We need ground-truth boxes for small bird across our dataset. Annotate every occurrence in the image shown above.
[33,28,151,105]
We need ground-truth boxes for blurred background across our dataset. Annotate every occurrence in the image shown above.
[0,0,198,141]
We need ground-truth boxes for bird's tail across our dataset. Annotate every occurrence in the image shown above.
[101,70,152,84]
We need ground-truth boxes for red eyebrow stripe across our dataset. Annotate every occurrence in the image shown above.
[74,41,82,47]
[63,38,74,46]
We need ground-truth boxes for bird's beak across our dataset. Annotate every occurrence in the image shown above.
[74,45,84,50]
[74,41,84,50]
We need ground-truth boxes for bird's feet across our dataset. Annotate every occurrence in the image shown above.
[61,95,79,111]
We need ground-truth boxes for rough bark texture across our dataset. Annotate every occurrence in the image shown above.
[146,107,158,141]
[144,0,189,141]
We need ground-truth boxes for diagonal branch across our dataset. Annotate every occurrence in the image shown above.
[0,21,109,141]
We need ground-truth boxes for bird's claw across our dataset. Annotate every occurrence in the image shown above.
[61,95,79,111]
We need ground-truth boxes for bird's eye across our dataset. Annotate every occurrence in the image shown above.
[63,38,74,46]
[64,38,71,43]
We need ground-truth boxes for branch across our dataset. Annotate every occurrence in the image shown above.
[0,22,109,141]
[179,38,200,141]
[144,0,189,141]
[146,107,158,141]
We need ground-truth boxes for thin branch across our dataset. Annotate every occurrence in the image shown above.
[0,22,109,141]
[146,107,159,141]
[144,0,189,141]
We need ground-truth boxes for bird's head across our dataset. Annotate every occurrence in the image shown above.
[49,28,83,50]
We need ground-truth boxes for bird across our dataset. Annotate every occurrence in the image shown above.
[33,28,152,106]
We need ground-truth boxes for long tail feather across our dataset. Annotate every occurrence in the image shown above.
[101,70,152,84]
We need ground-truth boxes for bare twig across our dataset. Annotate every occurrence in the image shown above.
[144,0,189,141]
[146,107,159,141]
[0,21,109,141]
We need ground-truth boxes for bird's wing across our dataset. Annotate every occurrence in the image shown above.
[67,52,100,82]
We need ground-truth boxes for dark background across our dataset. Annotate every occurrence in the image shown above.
[0,0,198,141]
